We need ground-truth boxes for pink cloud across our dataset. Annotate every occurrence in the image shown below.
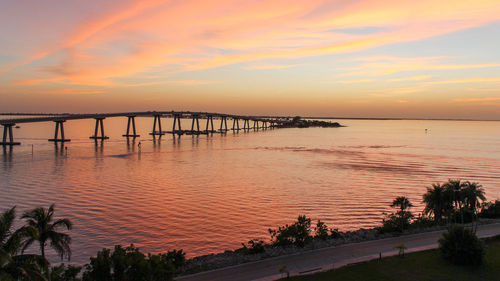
[5,0,500,86]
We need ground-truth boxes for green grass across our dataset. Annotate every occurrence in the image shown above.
[284,236,500,281]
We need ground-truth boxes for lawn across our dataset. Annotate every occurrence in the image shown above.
[284,236,500,281]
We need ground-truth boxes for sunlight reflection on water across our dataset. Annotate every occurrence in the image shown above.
[1,117,500,264]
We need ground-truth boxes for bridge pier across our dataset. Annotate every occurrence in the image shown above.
[205,115,216,133]
[123,116,140,137]
[219,116,228,133]
[89,118,109,140]
[150,114,165,136]
[187,115,202,135]
[253,120,259,130]
[1,124,20,146]
[49,120,70,142]
[168,114,183,135]
[232,118,241,131]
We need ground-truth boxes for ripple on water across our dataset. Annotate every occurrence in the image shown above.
[1,119,500,263]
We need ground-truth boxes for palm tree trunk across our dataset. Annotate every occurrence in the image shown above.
[41,242,51,281]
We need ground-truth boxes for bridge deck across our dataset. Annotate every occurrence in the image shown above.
[0,111,290,125]
[0,111,288,146]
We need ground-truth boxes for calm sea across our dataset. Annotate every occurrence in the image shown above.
[1,117,500,264]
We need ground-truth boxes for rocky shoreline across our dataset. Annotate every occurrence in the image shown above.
[177,218,500,276]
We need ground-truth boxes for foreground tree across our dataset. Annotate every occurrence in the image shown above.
[1,207,47,280]
[423,183,451,224]
[21,204,73,262]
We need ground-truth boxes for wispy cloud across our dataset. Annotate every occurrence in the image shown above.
[427,77,500,85]
[244,64,299,70]
[453,97,500,103]
[333,79,376,84]
[389,75,432,82]
[4,0,500,87]
[337,58,500,77]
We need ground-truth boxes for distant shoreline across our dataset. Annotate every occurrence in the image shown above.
[304,117,500,122]
[0,113,499,122]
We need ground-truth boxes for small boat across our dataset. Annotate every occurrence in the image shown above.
[15,126,21,129]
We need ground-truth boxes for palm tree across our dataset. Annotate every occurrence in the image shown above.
[443,179,469,224]
[462,181,486,231]
[21,204,72,262]
[462,181,486,213]
[423,183,451,224]
[1,207,47,281]
[443,179,467,210]
[391,196,413,212]
[390,196,414,232]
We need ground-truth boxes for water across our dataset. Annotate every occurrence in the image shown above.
[1,117,500,264]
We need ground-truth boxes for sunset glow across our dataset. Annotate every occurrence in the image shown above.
[1,0,500,119]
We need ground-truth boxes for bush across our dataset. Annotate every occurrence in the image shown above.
[448,208,475,224]
[269,215,312,247]
[330,228,343,239]
[480,200,500,218]
[240,239,265,254]
[438,226,484,266]
[314,220,329,240]
[82,244,184,281]
[412,214,436,228]
[379,211,413,233]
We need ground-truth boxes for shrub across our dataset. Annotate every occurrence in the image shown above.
[269,215,312,247]
[412,214,436,228]
[480,200,500,218]
[240,239,265,254]
[314,220,329,240]
[330,228,343,239]
[438,226,484,266]
[448,208,475,224]
[82,244,183,281]
[379,211,413,233]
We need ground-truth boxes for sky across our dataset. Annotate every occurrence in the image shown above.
[1,0,500,119]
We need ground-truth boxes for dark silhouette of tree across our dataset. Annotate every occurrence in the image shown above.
[462,181,486,213]
[391,196,413,212]
[82,245,179,281]
[423,183,452,224]
[388,196,414,232]
[1,207,47,280]
[21,204,72,262]
[268,215,312,247]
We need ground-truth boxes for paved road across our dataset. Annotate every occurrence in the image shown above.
[176,223,500,281]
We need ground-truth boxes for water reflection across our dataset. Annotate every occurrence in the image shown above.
[126,138,136,153]
[2,146,13,166]
[1,119,499,264]
[94,140,104,156]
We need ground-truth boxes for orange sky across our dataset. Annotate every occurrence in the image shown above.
[1,0,500,119]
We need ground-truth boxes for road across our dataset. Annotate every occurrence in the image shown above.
[176,222,500,281]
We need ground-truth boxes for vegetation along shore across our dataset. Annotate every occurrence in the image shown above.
[1,179,500,280]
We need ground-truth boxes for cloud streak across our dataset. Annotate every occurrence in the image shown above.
[4,0,500,87]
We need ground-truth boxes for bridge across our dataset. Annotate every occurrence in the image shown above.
[0,111,292,146]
